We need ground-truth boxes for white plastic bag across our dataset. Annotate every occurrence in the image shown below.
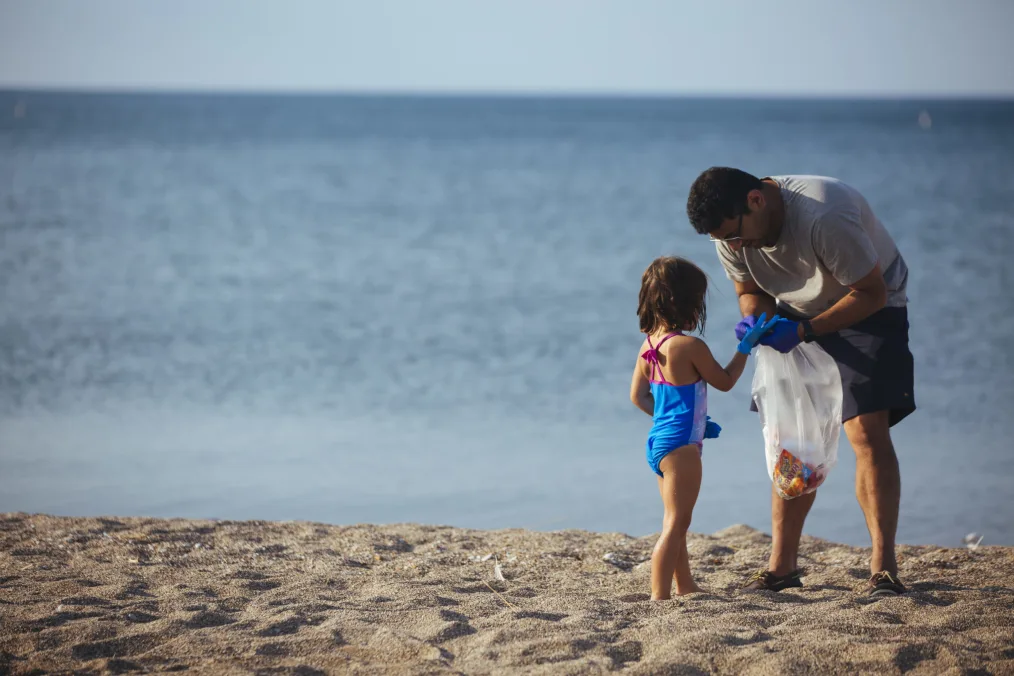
[751,343,843,499]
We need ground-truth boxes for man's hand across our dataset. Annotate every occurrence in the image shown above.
[738,313,781,355]
[759,317,802,353]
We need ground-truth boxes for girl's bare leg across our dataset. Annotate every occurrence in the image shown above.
[651,445,703,600]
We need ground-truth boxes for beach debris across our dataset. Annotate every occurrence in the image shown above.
[484,557,516,608]
[471,551,515,565]
[468,553,495,562]
[483,580,517,609]
[964,533,984,551]
[602,552,648,571]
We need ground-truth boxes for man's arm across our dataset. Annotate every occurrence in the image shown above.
[734,278,777,318]
[803,263,887,339]
[805,203,888,337]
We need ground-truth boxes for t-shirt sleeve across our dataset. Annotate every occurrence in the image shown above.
[812,204,879,286]
[715,242,752,282]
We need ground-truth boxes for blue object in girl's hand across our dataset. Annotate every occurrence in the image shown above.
[734,314,758,341]
[737,312,781,355]
[704,416,722,439]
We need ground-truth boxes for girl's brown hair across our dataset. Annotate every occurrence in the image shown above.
[637,256,708,335]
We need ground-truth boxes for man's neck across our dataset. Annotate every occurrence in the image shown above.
[761,179,785,247]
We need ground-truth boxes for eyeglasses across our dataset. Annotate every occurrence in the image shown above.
[709,214,743,243]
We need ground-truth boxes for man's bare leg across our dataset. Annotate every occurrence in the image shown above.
[768,484,816,576]
[844,410,901,575]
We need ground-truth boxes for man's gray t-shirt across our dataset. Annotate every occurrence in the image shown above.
[716,175,908,318]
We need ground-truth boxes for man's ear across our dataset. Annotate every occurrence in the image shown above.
[746,188,766,212]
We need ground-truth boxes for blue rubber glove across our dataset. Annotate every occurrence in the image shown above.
[734,315,758,342]
[759,317,802,353]
[704,416,721,439]
[737,312,781,355]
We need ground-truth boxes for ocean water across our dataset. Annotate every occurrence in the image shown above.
[1,92,1012,547]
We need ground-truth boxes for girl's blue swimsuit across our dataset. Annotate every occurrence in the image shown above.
[643,331,708,477]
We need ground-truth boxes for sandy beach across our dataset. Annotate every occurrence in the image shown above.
[1,513,1012,675]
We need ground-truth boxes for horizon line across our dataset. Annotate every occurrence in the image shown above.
[2,85,1013,102]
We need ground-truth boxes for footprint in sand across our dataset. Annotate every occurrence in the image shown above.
[184,610,236,629]
[617,593,650,602]
[123,610,160,624]
[258,617,304,637]
[70,634,159,661]
[59,595,112,607]
[432,621,477,642]
[513,611,568,622]
[605,640,643,669]
[256,642,290,656]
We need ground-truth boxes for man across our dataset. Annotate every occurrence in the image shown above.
[686,168,914,598]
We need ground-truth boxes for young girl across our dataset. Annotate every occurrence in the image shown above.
[630,256,776,600]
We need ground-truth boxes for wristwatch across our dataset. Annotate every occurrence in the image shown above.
[801,319,817,343]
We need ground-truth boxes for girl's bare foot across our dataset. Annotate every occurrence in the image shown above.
[650,582,703,600]
[674,583,703,595]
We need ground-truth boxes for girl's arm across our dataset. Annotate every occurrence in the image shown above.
[689,313,779,392]
[629,357,654,416]
[689,340,747,393]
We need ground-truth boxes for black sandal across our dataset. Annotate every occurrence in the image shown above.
[742,569,803,592]
[867,571,906,598]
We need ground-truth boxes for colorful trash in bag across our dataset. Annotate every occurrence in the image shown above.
[752,342,843,500]
[773,448,828,498]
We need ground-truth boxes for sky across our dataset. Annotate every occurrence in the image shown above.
[1,0,1013,97]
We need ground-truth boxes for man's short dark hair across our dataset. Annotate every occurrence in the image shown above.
[686,167,763,235]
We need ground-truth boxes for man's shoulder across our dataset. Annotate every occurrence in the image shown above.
[769,174,833,183]
[771,174,853,196]
[775,175,864,221]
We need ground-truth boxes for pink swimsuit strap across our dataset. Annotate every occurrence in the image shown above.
[642,331,683,385]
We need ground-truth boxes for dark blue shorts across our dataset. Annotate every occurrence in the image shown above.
[751,307,916,427]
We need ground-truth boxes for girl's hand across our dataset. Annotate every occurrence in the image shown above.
[737,312,781,355]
